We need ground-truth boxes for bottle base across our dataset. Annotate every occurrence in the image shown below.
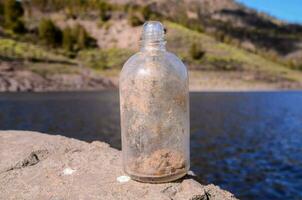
[126,169,188,183]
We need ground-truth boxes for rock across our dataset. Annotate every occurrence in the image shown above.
[7,78,19,91]
[0,62,14,72]
[0,131,238,200]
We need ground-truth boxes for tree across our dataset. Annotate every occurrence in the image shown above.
[141,5,161,21]
[72,24,90,51]
[141,5,152,21]
[3,0,26,33]
[62,26,74,51]
[0,2,4,16]
[0,2,4,25]
[128,12,144,27]
[63,24,96,52]
[4,0,24,27]
[11,19,26,33]
[75,24,97,50]
[190,43,205,60]
[38,18,62,47]
[99,1,111,22]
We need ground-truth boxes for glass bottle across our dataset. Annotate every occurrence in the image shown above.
[119,21,190,183]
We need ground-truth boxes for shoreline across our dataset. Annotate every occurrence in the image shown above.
[0,62,301,92]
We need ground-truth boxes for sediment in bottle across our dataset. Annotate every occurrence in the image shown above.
[127,149,186,177]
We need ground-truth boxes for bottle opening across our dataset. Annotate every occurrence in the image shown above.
[142,21,165,42]
[141,21,166,51]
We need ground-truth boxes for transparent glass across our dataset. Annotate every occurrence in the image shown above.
[119,21,190,183]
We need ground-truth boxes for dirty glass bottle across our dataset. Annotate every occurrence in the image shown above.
[119,21,190,183]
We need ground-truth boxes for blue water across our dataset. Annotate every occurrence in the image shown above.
[0,91,301,199]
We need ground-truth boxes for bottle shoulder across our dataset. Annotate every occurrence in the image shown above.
[123,51,185,66]
[120,51,188,81]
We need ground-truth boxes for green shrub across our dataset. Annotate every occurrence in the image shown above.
[99,0,111,22]
[74,24,88,50]
[63,24,97,53]
[0,2,4,18]
[3,0,25,33]
[62,26,74,52]
[38,18,62,47]
[214,31,225,42]
[141,5,152,21]
[208,58,243,71]
[187,19,204,32]
[4,0,24,27]
[140,5,162,21]
[78,48,133,70]
[127,4,162,23]
[287,60,302,71]
[128,13,144,27]
[0,38,70,62]
[74,24,96,49]
[190,43,205,60]
[11,20,26,33]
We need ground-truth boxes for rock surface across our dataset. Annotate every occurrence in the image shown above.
[0,131,238,200]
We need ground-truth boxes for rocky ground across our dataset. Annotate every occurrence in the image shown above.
[0,131,238,200]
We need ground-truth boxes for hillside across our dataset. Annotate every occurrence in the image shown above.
[110,0,302,68]
[0,0,301,91]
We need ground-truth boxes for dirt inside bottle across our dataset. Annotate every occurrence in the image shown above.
[127,149,187,182]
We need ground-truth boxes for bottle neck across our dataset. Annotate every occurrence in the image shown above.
[140,40,166,52]
[140,21,166,52]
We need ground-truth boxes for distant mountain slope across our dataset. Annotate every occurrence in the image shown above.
[52,14,302,86]
[109,0,302,67]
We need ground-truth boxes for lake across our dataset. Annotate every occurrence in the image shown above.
[0,91,301,199]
